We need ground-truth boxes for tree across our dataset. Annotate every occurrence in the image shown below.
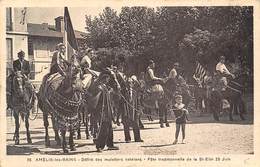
[84,6,253,80]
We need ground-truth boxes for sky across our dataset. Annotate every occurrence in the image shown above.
[26,7,121,32]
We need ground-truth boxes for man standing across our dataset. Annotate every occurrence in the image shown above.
[13,50,30,78]
[95,75,119,152]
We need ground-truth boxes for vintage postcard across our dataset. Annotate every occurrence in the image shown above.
[0,0,259,167]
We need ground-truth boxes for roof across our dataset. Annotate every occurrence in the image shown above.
[27,23,86,39]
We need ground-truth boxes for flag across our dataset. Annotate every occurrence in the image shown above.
[227,80,243,94]
[64,7,78,61]
[193,61,207,86]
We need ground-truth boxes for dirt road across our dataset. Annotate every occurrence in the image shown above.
[6,111,253,155]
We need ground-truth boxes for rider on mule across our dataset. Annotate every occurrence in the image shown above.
[6,50,37,145]
[145,60,166,127]
[49,43,70,76]
[216,55,235,90]
[41,43,70,93]
[145,60,164,98]
[12,49,32,79]
[12,50,34,88]
[13,50,30,77]
[11,50,35,108]
[80,54,94,90]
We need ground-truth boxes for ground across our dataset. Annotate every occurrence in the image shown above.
[6,110,253,155]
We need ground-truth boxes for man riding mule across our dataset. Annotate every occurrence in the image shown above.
[49,43,70,76]
[206,56,247,121]
[145,60,165,98]
[143,60,168,127]
[38,43,83,153]
[216,55,235,88]
[6,50,36,145]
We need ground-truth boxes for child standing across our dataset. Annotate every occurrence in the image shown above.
[172,94,189,144]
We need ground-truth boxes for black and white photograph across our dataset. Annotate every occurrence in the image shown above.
[1,1,258,166]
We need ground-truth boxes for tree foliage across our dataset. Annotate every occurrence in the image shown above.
[82,6,253,79]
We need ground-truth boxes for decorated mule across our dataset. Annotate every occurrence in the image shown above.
[38,55,83,153]
[6,71,36,145]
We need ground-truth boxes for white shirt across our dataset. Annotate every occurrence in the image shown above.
[147,68,161,80]
[216,62,231,75]
[82,73,92,90]
[168,68,177,79]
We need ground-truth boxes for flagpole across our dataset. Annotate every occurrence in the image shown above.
[63,10,68,61]
[64,7,78,62]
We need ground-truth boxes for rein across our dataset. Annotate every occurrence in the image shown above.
[11,75,38,121]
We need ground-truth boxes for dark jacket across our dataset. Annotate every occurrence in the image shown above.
[13,59,30,77]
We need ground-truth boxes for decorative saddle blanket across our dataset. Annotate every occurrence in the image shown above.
[40,73,81,130]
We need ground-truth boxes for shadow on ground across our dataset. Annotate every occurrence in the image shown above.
[7,145,40,155]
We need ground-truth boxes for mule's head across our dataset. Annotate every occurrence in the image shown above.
[128,75,141,90]
[12,71,25,97]
[99,67,121,92]
[66,54,83,91]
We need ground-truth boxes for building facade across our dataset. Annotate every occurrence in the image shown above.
[6,7,29,76]
[6,7,86,88]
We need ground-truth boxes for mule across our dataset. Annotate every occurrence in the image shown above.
[38,55,83,153]
[208,74,246,121]
[6,71,36,145]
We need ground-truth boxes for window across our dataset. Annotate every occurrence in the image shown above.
[6,38,13,76]
[6,7,12,31]
[28,38,34,56]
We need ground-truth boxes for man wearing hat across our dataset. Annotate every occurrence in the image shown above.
[49,43,69,77]
[12,50,35,105]
[13,50,30,78]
